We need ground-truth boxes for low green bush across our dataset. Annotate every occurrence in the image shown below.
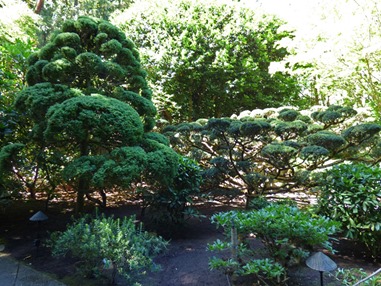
[140,155,203,226]
[48,214,168,285]
[317,163,381,259]
[208,204,340,285]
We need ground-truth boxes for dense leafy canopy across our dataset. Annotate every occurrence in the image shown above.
[0,0,379,224]
[113,0,301,122]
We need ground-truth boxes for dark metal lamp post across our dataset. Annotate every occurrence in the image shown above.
[29,211,48,249]
[306,252,337,286]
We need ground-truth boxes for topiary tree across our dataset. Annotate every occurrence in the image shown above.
[2,16,179,212]
[112,0,301,122]
[162,105,381,206]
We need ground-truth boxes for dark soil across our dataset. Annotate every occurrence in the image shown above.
[0,199,380,286]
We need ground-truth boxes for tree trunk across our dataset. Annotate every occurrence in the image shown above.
[76,139,90,214]
[76,177,88,214]
[34,0,44,14]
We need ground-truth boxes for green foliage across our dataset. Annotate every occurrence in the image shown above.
[317,163,381,259]
[163,106,381,204]
[45,95,144,146]
[26,18,154,122]
[271,0,381,116]
[37,0,133,45]
[311,105,358,127]
[0,39,35,98]
[307,131,347,152]
[342,123,381,144]
[15,83,82,131]
[274,120,308,140]
[0,0,39,43]
[62,146,148,190]
[208,204,340,284]
[0,143,25,200]
[278,108,300,121]
[0,1,38,140]
[141,156,203,226]
[113,0,301,122]
[0,39,36,143]
[4,17,179,211]
[331,268,381,286]
[49,213,168,284]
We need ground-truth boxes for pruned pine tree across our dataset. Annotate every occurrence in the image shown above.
[1,17,178,212]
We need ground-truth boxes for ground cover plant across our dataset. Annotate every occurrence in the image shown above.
[331,267,381,286]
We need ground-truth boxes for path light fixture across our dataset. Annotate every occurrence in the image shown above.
[306,252,337,286]
[29,211,48,249]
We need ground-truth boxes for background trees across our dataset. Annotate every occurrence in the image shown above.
[0,0,39,142]
[1,17,179,212]
[0,1,40,201]
[31,0,133,45]
[270,0,381,116]
[112,0,301,122]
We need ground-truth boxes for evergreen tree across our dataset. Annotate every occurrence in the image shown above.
[1,17,178,212]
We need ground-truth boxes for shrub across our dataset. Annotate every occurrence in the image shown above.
[208,204,340,285]
[140,155,203,227]
[49,214,168,285]
[317,163,381,259]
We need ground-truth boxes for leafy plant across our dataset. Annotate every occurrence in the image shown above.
[49,213,168,285]
[141,155,203,226]
[317,163,381,259]
[208,204,340,285]
[331,268,381,286]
